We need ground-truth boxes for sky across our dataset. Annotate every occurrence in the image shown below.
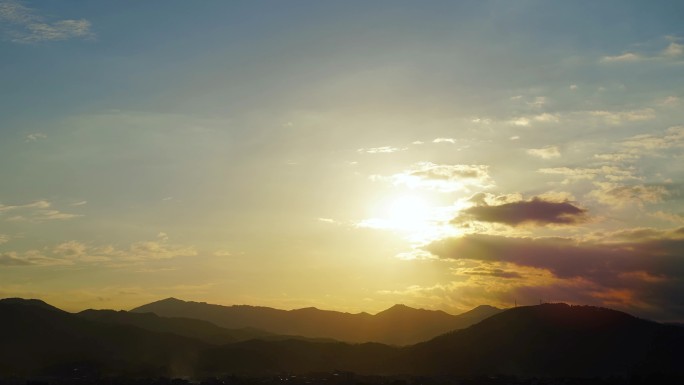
[1,0,683,322]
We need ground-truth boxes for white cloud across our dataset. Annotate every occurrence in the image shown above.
[589,108,655,125]
[25,133,47,142]
[526,96,547,108]
[373,162,494,193]
[588,182,670,208]
[600,52,641,63]
[663,42,684,57]
[471,118,492,124]
[357,146,406,154]
[3,235,199,267]
[539,166,637,184]
[0,200,80,222]
[0,0,93,43]
[620,126,684,152]
[527,146,561,159]
[509,117,531,126]
[432,137,456,144]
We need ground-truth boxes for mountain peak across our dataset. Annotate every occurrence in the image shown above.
[0,297,63,312]
[376,304,416,315]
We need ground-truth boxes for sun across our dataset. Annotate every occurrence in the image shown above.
[359,193,462,245]
[387,195,430,226]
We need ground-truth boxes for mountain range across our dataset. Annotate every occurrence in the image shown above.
[1,297,683,379]
[131,297,501,345]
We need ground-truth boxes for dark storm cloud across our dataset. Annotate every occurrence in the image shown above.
[455,197,588,226]
[426,229,684,320]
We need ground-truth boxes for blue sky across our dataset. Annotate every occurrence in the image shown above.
[1,1,684,321]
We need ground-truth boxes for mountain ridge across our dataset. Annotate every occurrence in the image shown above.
[131,298,502,345]
[1,298,683,378]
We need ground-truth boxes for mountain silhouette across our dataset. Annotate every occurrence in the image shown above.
[131,298,501,345]
[403,303,684,377]
[2,298,683,379]
[0,298,206,378]
[78,309,265,344]
[78,309,336,344]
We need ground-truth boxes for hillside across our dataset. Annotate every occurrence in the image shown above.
[404,303,684,377]
[2,298,683,379]
[0,298,206,378]
[131,298,501,345]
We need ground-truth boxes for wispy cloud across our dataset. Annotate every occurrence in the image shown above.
[0,0,93,43]
[372,162,494,193]
[357,146,406,154]
[588,182,671,208]
[600,36,684,63]
[527,146,561,159]
[25,133,47,142]
[663,42,684,57]
[2,235,199,267]
[589,108,655,125]
[600,52,642,63]
[0,200,81,222]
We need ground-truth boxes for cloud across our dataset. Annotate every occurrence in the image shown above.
[53,240,87,258]
[538,165,637,184]
[5,235,199,267]
[432,137,456,144]
[508,113,560,126]
[620,125,684,152]
[357,146,406,154]
[457,266,524,279]
[527,146,561,159]
[600,36,684,63]
[589,108,656,125]
[600,52,642,63]
[25,133,47,142]
[588,182,671,208]
[425,228,684,320]
[0,0,93,43]
[663,42,684,57]
[0,200,80,222]
[454,196,587,227]
[0,252,33,266]
[372,162,493,193]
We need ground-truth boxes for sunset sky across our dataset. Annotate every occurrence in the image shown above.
[1,1,683,321]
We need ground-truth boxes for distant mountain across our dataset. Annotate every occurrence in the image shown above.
[78,309,337,344]
[78,309,264,344]
[403,303,684,377]
[3,298,683,379]
[0,298,206,378]
[131,298,502,345]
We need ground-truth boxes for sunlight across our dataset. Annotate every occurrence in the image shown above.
[358,194,464,248]
[387,195,430,227]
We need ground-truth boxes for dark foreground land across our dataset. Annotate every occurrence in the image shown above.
[2,299,683,382]
[2,373,684,385]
